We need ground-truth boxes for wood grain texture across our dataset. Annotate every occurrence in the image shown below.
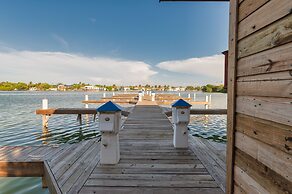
[238,0,292,40]
[235,132,292,183]
[237,42,292,77]
[237,80,292,98]
[236,113,292,155]
[226,0,239,193]
[238,0,270,22]
[238,14,292,58]
[236,96,292,127]
[234,165,269,193]
[235,149,292,193]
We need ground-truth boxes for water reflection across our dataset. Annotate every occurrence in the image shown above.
[36,114,100,145]
[189,115,227,143]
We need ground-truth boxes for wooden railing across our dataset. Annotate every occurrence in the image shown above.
[164,109,227,117]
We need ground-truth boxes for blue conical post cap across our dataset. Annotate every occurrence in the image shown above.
[97,101,122,112]
[172,99,192,108]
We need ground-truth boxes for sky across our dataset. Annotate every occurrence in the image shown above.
[0,0,229,86]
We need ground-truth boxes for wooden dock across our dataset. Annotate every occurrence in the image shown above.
[0,103,226,194]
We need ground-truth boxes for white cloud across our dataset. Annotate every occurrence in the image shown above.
[156,54,224,80]
[0,50,157,85]
[51,33,69,49]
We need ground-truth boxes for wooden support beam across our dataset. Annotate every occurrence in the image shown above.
[226,0,239,193]
[36,108,129,117]
[164,109,227,117]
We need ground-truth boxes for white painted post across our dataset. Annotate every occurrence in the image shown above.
[103,93,106,98]
[97,102,121,164]
[172,99,191,148]
[85,95,89,108]
[205,95,209,109]
[188,93,191,99]
[113,92,115,96]
[209,94,212,103]
[149,91,152,96]
[151,92,156,102]
[138,92,143,102]
[42,99,49,128]
[178,93,181,97]
[193,93,196,101]
[142,91,145,96]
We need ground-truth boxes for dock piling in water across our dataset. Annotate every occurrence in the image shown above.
[42,99,49,128]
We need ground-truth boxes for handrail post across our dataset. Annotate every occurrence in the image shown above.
[42,99,49,128]
[138,91,143,102]
[151,92,156,101]
[205,95,209,109]
[172,99,192,148]
[85,95,89,108]
[97,101,121,164]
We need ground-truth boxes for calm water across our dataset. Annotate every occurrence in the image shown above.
[0,91,226,194]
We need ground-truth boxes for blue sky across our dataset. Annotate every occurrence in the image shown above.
[0,0,229,86]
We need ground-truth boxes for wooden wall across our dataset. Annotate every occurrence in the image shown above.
[227,0,292,193]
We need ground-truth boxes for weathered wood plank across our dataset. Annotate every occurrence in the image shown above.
[226,0,239,193]
[234,165,269,194]
[237,80,292,98]
[89,174,214,181]
[62,143,100,194]
[79,187,224,194]
[235,132,292,182]
[85,179,219,188]
[189,136,226,192]
[237,42,292,77]
[235,149,292,193]
[0,161,43,177]
[236,96,292,126]
[43,161,62,194]
[236,113,292,155]
[238,0,269,22]
[238,14,292,59]
[238,0,292,40]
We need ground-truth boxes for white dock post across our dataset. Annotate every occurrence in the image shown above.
[178,93,181,97]
[193,93,196,101]
[188,93,191,99]
[113,92,115,96]
[142,91,145,96]
[97,101,121,164]
[85,95,89,108]
[42,99,49,128]
[205,95,209,109]
[103,93,106,98]
[138,91,143,102]
[209,94,212,103]
[172,99,191,148]
[151,92,156,102]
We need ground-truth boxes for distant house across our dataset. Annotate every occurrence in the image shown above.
[57,85,66,91]
[29,87,37,91]
[123,87,130,91]
[83,85,99,91]
[49,88,58,91]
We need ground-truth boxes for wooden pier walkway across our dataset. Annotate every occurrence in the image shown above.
[0,104,226,194]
